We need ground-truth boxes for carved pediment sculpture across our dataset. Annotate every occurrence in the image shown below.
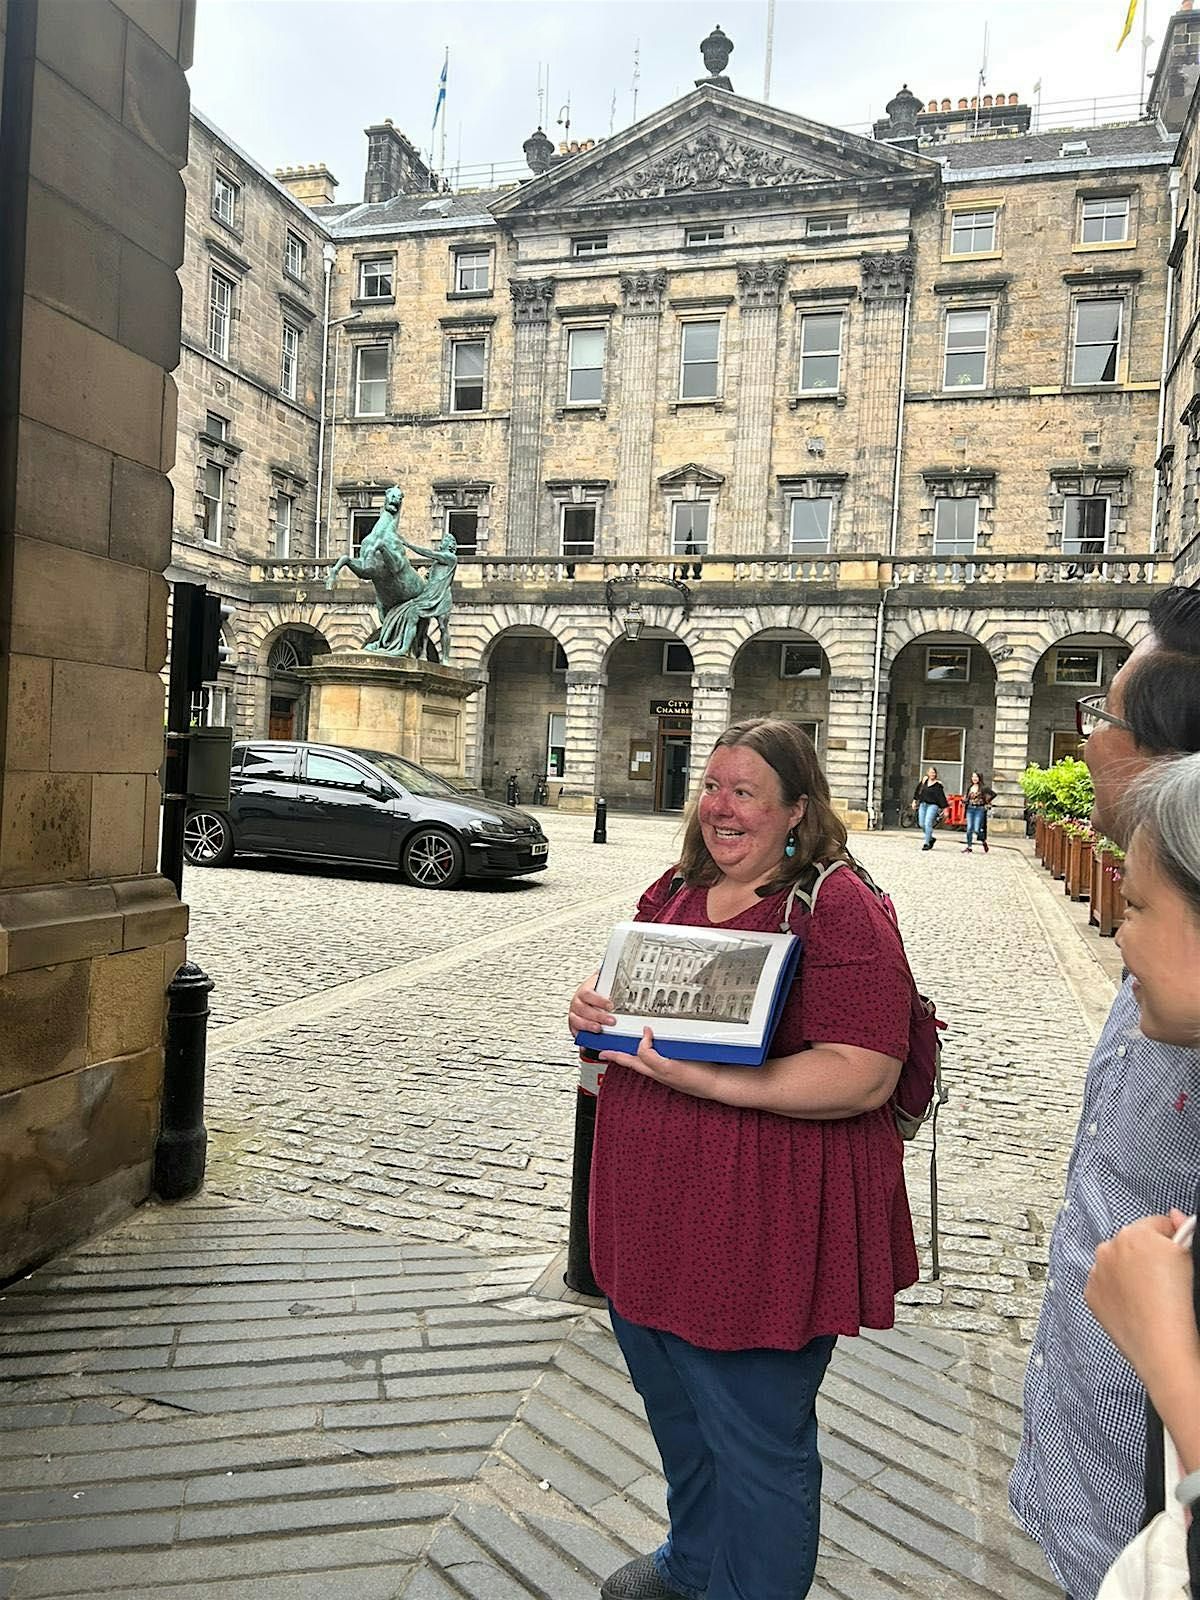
[604,128,821,201]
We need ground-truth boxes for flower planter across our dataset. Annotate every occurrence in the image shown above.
[1047,823,1066,881]
[1064,834,1092,901]
[1089,849,1127,937]
[1034,815,1047,862]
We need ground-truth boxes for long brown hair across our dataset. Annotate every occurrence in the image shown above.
[677,718,849,890]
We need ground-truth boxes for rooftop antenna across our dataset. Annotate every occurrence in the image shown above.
[610,87,617,136]
[632,39,641,122]
[557,96,572,145]
[973,20,989,134]
[1032,76,1042,133]
[536,62,545,128]
[763,0,776,100]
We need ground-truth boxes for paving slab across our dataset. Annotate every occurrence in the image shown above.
[0,1196,1060,1599]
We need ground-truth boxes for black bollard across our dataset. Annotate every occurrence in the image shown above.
[593,796,608,844]
[153,961,214,1201]
[564,1076,603,1297]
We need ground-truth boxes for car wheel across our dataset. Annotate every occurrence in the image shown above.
[401,827,464,890]
[184,810,234,867]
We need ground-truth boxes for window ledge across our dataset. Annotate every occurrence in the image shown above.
[940,250,1003,264]
[447,289,494,301]
[1072,239,1137,254]
[283,270,310,291]
[557,403,607,418]
[670,397,724,412]
[351,295,395,309]
[210,213,243,242]
[789,391,846,408]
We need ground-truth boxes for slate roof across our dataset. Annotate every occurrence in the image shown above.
[325,187,513,236]
[937,119,1173,178]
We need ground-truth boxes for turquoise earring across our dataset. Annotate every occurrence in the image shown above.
[784,830,797,858]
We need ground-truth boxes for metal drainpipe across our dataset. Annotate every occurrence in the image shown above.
[1151,170,1181,554]
[314,242,335,559]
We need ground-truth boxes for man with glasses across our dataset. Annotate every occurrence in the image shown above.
[1011,584,1200,1598]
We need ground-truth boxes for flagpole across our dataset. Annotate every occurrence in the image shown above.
[439,48,448,178]
[1139,0,1151,116]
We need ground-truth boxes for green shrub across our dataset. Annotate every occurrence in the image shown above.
[1020,758,1095,822]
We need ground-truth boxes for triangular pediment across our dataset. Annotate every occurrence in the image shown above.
[659,463,725,490]
[492,86,937,220]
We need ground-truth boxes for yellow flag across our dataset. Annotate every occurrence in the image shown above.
[1117,0,1138,49]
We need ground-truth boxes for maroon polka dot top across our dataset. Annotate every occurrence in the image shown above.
[588,863,920,1351]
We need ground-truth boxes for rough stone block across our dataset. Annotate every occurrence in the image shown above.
[112,0,187,63]
[119,240,184,371]
[24,180,121,342]
[143,775,163,874]
[90,775,146,880]
[35,0,127,118]
[0,655,52,772]
[110,454,173,570]
[49,661,165,775]
[0,881,124,974]
[19,298,169,472]
[0,961,89,1095]
[112,874,187,949]
[14,417,113,558]
[87,945,166,1062]
[0,1049,161,1281]
[0,772,91,888]
[122,19,190,167]
[9,536,149,670]
[30,62,186,269]
[146,573,168,673]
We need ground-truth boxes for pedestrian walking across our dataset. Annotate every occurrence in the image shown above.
[963,771,995,854]
[1084,752,1200,1598]
[911,766,948,850]
[1010,584,1200,1600]
[569,718,921,1600]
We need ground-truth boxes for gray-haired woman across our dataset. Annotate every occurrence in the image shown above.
[1085,753,1200,1598]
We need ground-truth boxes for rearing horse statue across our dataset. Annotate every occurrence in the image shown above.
[326,487,423,654]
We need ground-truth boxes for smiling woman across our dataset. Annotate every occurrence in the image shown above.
[568,718,923,1600]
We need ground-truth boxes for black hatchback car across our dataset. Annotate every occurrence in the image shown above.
[183,741,549,889]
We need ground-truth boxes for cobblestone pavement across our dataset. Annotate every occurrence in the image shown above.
[0,1197,1057,1600]
[186,811,1116,1346]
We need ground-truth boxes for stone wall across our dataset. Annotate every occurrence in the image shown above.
[0,0,193,1280]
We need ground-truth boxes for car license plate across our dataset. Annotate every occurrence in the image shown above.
[531,841,548,856]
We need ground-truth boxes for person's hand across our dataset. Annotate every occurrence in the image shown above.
[599,1028,719,1099]
[1086,1213,1200,1390]
[569,974,614,1040]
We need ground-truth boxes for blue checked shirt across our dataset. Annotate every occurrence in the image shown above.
[1010,978,1200,1600]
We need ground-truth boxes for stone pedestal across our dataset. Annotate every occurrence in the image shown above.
[295,652,484,782]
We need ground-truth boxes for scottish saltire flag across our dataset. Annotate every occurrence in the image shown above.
[433,50,447,131]
[1117,0,1138,49]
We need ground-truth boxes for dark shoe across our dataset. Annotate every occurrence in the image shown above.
[982,841,990,853]
[600,1553,690,1600]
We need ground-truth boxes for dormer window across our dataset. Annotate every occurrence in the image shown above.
[685,224,725,247]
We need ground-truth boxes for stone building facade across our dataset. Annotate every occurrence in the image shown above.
[171,23,1200,830]
[2,0,193,1278]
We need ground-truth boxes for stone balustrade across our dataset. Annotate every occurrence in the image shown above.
[251,551,1175,593]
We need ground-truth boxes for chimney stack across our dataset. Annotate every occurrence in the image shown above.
[363,120,435,203]
[275,164,338,206]
[1147,6,1200,133]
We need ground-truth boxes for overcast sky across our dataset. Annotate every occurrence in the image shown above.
[190,0,1173,201]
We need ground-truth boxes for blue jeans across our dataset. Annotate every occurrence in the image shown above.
[918,801,940,844]
[609,1303,836,1600]
[965,804,986,846]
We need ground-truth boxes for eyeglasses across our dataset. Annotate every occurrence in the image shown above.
[1076,694,1132,738]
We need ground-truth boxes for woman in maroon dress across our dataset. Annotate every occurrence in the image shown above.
[569,719,919,1600]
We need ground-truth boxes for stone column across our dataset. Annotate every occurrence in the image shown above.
[613,271,667,550]
[506,278,554,556]
[460,667,489,793]
[0,0,193,1279]
[991,683,1034,833]
[558,671,607,812]
[686,673,733,801]
[729,264,785,549]
[824,676,876,829]
[852,252,914,552]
